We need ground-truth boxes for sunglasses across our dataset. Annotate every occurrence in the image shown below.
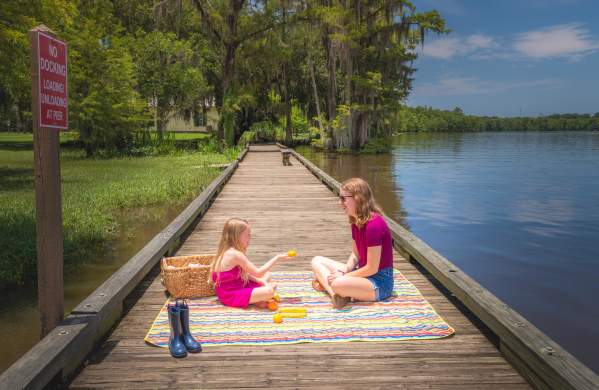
[338,194,353,203]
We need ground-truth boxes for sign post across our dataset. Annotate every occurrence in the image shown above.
[29,25,68,337]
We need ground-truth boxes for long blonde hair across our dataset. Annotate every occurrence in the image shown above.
[209,218,250,285]
[341,178,382,228]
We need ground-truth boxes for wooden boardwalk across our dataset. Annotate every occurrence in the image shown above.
[69,146,531,389]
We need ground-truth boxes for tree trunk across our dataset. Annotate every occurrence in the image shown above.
[156,104,167,141]
[219,43,236,144]
[282,63,292,145]
[153,94,159,136]
[307,55,324,135]
[217,0,244,145]
[284,7,293,145]
[345,43,358,150]
[324,34,337,149]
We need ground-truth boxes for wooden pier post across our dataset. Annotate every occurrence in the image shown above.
[29,25,68,337]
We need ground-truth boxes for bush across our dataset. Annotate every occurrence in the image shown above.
[359,137,392,154]
[237,131,258,147]
[291,105,309,134]
[249,121,283,142]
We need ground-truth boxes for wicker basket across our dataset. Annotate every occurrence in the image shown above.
[161,254,215,298]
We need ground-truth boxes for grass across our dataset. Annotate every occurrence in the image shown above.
[170,132,211,141]
[0,131,210,143]
[0,132,238,286]
[0,131,78,146]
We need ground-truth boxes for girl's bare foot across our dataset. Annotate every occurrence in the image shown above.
[332,294,350,309]
[254,301,269,309]
[311,279,325,292]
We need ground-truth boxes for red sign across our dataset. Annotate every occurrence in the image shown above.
[37,31,68,129]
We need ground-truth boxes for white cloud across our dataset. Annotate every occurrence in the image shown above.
[415,77,560,97]
[422,34,496,59]
[466,34,494,49]
[421,23,599,62]
[513,23,599,59]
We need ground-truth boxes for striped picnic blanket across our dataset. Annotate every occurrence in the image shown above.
[145,270,454,347]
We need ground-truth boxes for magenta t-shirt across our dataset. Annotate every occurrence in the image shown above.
[351,213,393,271]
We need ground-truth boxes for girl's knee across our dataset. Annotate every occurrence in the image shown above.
[265,285,275,297]
[311,256,324,268]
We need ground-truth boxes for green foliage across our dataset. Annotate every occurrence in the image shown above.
[237,131,258,147]
[1,0,448,152]
[359,137,392,154]
[248,120,284,142]
[305,1,447,149]
[131,30,210,137]
[69,16,150,155]
[0,1,77,131]
[290,105,309,134]
[397,106,599,132]
[221,93,237,147]
[310,137,325,149]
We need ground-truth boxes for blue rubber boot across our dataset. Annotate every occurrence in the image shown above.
[168,304,187,358]
[178,300,202,353]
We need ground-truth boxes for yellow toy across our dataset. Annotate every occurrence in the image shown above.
[287,250,297,257]
[272,307,308,323]
[273,292,281,302]
[278,307,307,313]
[279,312,306,318]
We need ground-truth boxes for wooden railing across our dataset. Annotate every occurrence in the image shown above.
[0,147,248,390]
[287,146,599,390]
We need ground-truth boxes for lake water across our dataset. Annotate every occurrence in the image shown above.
[298,131,599,373]
[0,201,187,373]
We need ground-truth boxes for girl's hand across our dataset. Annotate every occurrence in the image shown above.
[327,270,345,284]
[276,253,292,261]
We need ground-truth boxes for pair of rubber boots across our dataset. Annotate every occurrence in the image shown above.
[168,300,202,358]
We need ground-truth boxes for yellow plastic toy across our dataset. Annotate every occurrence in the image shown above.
[278,307,307,313]
[279,312,306,318]
[273,292,281,302]
[287,250,297,257]
[273,307,308,323]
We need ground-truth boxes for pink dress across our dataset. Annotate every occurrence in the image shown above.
[212,266,261,308]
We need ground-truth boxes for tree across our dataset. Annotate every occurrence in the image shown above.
[188,0,284,145]
[0,0,77,132]
[307,0,446,150]
[69,0,149,154]
[132,30,209,139]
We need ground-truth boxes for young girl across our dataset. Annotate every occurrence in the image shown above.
[209,218,291,308]
[311,177,394,309]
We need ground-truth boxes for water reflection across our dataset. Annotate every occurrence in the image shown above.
[297,146,408,227]
[298,131,599,374]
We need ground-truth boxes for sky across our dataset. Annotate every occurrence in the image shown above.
[408,0,599,117]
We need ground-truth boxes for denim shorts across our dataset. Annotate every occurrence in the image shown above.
[367,267,394,301]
